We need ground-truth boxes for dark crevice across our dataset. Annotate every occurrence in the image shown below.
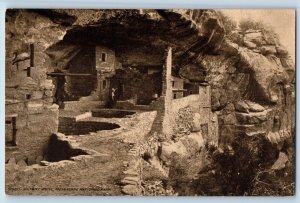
[92,109,136,118]
[58,120,120,135]
[33,9,77,26]
[45,134,88,162]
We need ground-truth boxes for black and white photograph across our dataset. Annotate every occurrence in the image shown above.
[5,9,295,196]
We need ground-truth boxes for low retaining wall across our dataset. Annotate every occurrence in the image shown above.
[5,103,59,164]
[171,95,200,113]
[119,111,157,195]
[58,117,120,135]
[121,145,143,195]
[5,133,110,195]
[64,101,104,112]
[163,95,201,136]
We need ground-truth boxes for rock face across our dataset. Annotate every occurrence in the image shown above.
[245,100,265,112]
[159,132,204,162]
[235,101,250,113]
[271,152,289,170]
[202,26,295,177]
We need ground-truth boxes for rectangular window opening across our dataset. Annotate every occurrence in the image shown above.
[25,94,31,100]
[101,53,107,62]
[30,44,34,67]
[103,80,107,89]
[26,67,31,77]
[5,115,17,146]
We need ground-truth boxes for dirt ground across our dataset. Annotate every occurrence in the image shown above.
[6,112,155,195]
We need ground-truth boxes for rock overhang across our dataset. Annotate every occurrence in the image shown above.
[38,9,225,72]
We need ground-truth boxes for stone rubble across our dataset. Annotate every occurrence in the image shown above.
[121,145,143,195]
[271,152,289,170]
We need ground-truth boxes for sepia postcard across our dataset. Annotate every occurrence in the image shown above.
[5,9,295,196]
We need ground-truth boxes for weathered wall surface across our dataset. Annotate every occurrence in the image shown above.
[5,133,111,195]
[163,55,215,143]
[172,94,201,113]
[5,10,65,162]
[64,100,104,112]
[111,69,162,105]
[162,48,174,136]
[95,46,116,102]
[65,47,97,100]
[158,91,217,160]
[6,104,58,164]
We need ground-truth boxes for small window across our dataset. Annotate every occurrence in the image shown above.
[189,90,193,95]
[102,80,107,89]
[30,44,34,67]
[27,67,31,77]
[173,93,177,99]
[172,81,175,87]
[25,94,31,100]
[101,53,107,62]
[5,115,17,146]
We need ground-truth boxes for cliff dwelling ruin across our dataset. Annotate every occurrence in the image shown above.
[5,9,295,196]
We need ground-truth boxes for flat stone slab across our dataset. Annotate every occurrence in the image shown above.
[121,185,140,195]
[28,102,44,114]
[40,160,51,166]
[246,130,266,137]
[245,100,265,112]
[271,152,289,170]
[35,155,43,164]
[127,152,136,156]
[123,169,138,176]
[28,102,43,108]
[121,179,138,186]
[235,101,249,113]
[75,112,92,121]
[123,176,139,183]
[235,111,267,124]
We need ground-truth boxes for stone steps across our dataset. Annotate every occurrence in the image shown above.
[121,145,143,195]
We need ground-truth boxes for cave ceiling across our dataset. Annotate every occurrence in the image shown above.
[39,9,224,77]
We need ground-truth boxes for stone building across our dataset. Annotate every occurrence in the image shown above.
[47,45,119,110]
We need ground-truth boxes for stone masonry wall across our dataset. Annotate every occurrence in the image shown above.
[162,47,173,136]
[65,47,97,100]
[95,46,116,102]
[5,10,64,163]
[161,47,217,144]
[5,133,108,195]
